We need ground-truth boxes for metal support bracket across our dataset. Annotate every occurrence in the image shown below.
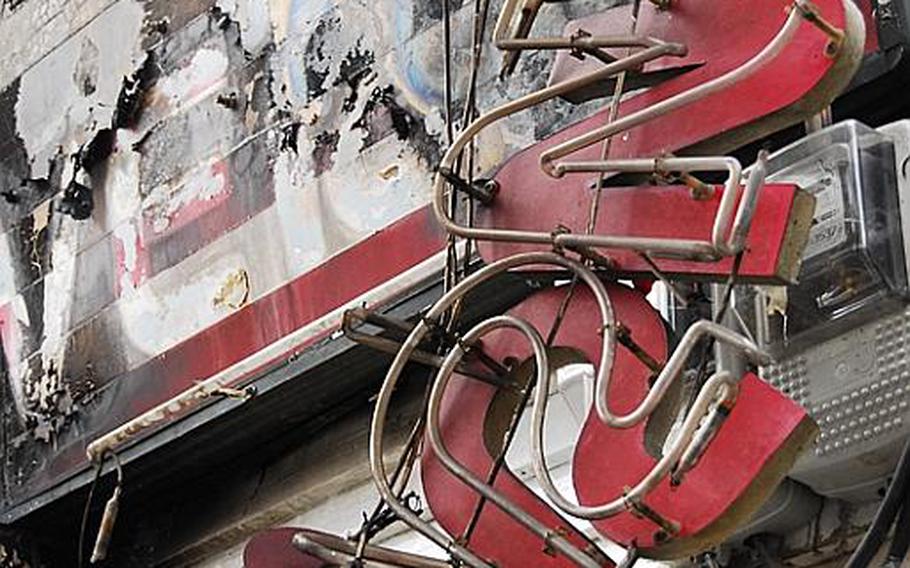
[623,489,682,539]
[438,168,500,206]
[342,308,514,391]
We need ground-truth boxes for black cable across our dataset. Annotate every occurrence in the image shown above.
[77,450,124,567]
[77,459,106,568]
[846,436,910,568]
[459,0,492,281]
[441,0,459,297]
[683,251,744,413]
[442,0,454,147]
[883,482,910,567]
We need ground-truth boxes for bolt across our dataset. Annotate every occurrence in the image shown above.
[216,92,240,110]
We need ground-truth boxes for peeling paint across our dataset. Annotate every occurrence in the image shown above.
[114,52,160,130]
[214,0,272,56]
[2,0,27,13]
[279,121,301,153]
[302,15,341,101]
[212,268,250,310]
[72,37,100,97]
[0,0,612,509]
[0,297,33,419]
[14,0,145,180]
[311,130,340,176]
[336,41,377,113]
[155,48,229,114]
[353,84,442,166]
[143,158,232,235]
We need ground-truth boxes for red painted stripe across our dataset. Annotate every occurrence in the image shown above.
[31,205,447,499]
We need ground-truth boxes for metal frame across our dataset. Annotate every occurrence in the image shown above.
[369,3,842,565]
[6,1,854,565]
[537,2,819,175]
[493,0,682,75]
[421,255,768,524]
[551,153,770,260]
[528,321,767,520]
[434,0,840,263]
[370,253,607,567]
[2,253,479,524]
[431,37,688,253]
[370,252,770,566]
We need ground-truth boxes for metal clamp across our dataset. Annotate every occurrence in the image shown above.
[622,491,681,537]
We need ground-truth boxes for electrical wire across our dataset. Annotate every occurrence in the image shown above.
[459,0,493,282]
[442,0,455,149]
[356,0,473,554]
[445,0,518,545]
[845,436,910,568]
[883,480,910,567]
[461,0,645,547]
[684,251,744,413]
[78,460,106,568]
[77,450,123,568]
[586,0,641,235]
[440,0,462,308]
[352,406,428,560]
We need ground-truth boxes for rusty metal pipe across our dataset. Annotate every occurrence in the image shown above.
[426,315,600,567]
[497,0,547,75]
[432,40,686,246]
[343,323,512,390]
[493,0,523,45]
[292,534,350,565]
[86,377,243,461]
[551,154,769,259]
[86,247,454,462]
[530,367,738,519]
[795,0,845,46]
[493,0,665,75]
[370,252,617,567]
[292,531,451,568]
[497,35,673,51]
[347,307,416,336]
[538,5,807,176]
[344,309,511,384]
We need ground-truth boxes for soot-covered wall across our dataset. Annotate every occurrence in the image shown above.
[0,0,615,519]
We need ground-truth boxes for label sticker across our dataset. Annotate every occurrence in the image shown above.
[781,160,846,259]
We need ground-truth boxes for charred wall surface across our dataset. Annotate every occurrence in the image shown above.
[0,0,621,563]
